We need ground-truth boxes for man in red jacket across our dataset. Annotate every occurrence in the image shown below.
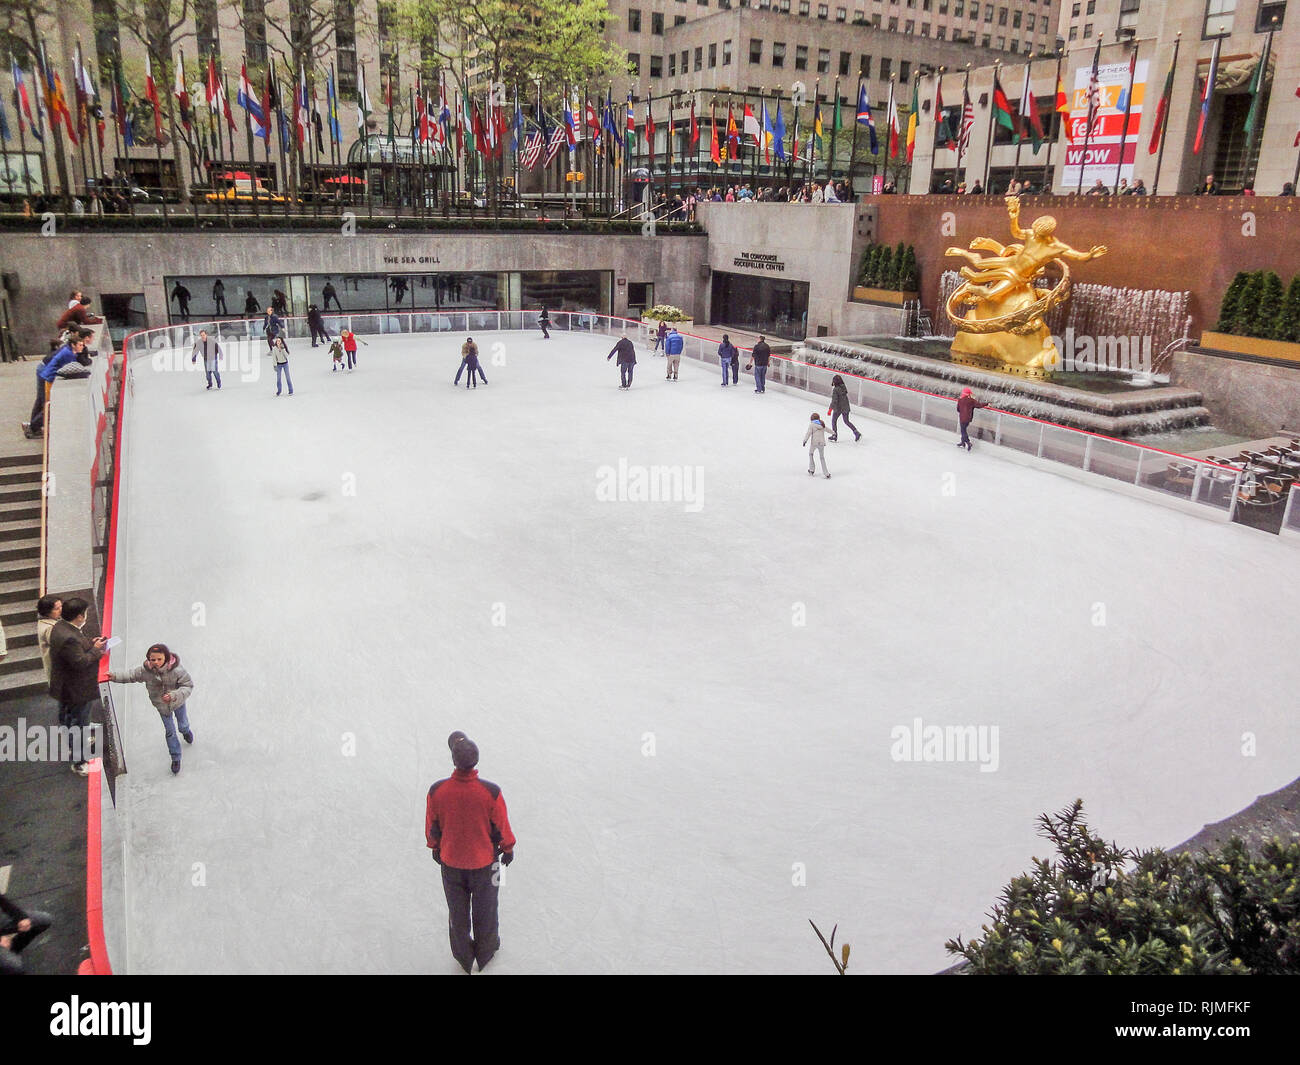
[426,731,516,973]
[956,387,989,451]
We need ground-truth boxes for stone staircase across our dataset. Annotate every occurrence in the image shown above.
[1,452,46,701]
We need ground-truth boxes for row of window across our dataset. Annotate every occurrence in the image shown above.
[627,0,1047,27]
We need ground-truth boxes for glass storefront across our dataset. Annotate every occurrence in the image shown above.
[710,271,809,341]
[162,271,613,324]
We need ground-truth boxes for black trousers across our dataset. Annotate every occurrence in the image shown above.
[213,296,228,314]
[310,324,330,345]
[620,362,634,387]
[29,372,49,432]
[831,411,858,438]
[440,863,500,972]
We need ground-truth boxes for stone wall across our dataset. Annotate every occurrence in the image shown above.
[0,231,708,356]
[1172,349,1300,439]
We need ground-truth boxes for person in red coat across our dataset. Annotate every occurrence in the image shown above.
[426,731,516,973]
[956,387,988,450]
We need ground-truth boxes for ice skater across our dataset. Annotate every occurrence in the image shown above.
[340,328,362,370]
[956,387,988,450]
[664,326,683,380]
[718,334,739,386]
[329,337,345,372]
[538,306,551,339]
[652,320,667,353]
[746,335,771,393]
[271,336,294,395]
[307,303,331,347]
[212,278,228,316]
[191,329,223,390]
[426,731,516,974]
[265,308,287,354]
[827,375,861,442]
[608,333,637,389]
[106,643,195,776]
[170,281,192,321]
[803,412,831,478]
[456,337,485,388]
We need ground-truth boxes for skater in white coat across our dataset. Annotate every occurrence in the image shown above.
[803,413,831,477]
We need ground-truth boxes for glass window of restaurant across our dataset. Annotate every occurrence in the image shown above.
[710,271,809,340]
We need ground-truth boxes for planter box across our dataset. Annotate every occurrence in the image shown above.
[644,318,694,332]
[1200,330,1300,365]
[853,286,920,306]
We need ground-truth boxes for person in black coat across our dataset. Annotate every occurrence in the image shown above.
[0,893,54,975]
[747,336,772,392]
[956,387,989,450]
[307,304,331,348]
[828,375,862,442]
[608,334,637,389]
[538,307,551,339]
[47,597,105,774]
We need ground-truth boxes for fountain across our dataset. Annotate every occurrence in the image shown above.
[801,198,1210,437]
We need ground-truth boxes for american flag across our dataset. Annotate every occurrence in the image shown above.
[523,127,544,168]
[958,87,975,152]
[544,122,565,164]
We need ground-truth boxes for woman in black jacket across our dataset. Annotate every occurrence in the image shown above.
[828,375,862,442]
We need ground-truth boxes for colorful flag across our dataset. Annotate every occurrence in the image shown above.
[0,85,9,142]
[356,62,371,135]
[1193,36,1221,155]
[1294,82,1300,148]
[144,52,162,141]
[813,97,824,154]
[544,121,565,164]
[113,64,133,146]
[1084,39,1103,142]
[13,60,40,142]
[710,104,720,164]
[689,102,699,149]
[626,91,636,140]
[885,86,898,157]
[742,102,760,147]
[905,77,919,161]
[175,52,191,131]
[327,67,341,144]
[1019,65,1043,151]
[220,70,236,133]
[991,70,1016,136]
[603,89,623,149]
[857,83,878,155]
[959,86,974,153]
[761,100,773,163]
[934,80,954,151]
[564,97,578,148]
[726,104,739,160]
[206,55,219,114]
[772,100,785,162]
[1147,55,1175,154]
[296,64,308,150]
[72,43,87,138]
[1243,33,1271,138]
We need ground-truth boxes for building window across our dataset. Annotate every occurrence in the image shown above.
[723,39,733,64]
[681,50,689,70]
[819,2,830,15]
[880,56,891,79]
[1118,0,1140,30]
[195,0,219,60]
[970,1,978,17]
[334,0,357,94]
[837,6,848,18]
[1086,0,1095,11]
[936,25,946,36]
[872,13,881,26]
[982,32,991,44]
[1256,1,1285,29]
[750,38,763,62]
[799,0,810,11]
[92,0,121,87]
[773,41,786,66]
[888,15,898,28]
[818,48,830,72]
[996,34,1005,45]
[985,5,994,19]
[899,59,911,81]
[859,54,871,76]
[922,21,930,33]
[669,53,676,75]
[955,0,964,14]
[1203,0,1235,35]
[243,0,268,65]
[650,55,662,77]
[795,44,808,69]
[708,42,717,66]
[675,15,687,24]
[1068,24,1077,38]
[1083,21,1092,35]
[998,6,1008,23]
[1012,9,1021,25]
[628,8,642,31]
[629,53,641,74]
[905,18,915,30]
[694,45,703,70]
[839,50,851,74]
[652,11,664,32]
[1071,1,1079,12]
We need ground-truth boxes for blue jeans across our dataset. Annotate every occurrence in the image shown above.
[161,702,192,760]
[204,366,221,388]
[720,357,730,384]
[275,362,293,394]
[754,366,768,391]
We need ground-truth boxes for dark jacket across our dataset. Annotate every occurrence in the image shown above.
[751,340,772,367]
[831,380,851,414]
[956,395,988,424]
[48,619,102,705]
[609,337,636,364]
[307,307,324,329]
[426,768,516,870]
[265,312,284,338]
[718,341,739,363]
[1,892,31,934]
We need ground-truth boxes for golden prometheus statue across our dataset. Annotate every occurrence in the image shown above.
[945,196,1107,375]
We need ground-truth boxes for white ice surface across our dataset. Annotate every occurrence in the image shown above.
[108,330,1300,975]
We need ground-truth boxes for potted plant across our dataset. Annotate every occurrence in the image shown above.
[853,242,921,305]
[642,304,694,332]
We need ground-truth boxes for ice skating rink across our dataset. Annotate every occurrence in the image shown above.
[108,329,1300,974]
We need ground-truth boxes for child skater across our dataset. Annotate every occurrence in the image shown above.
[329,337,345,373]
[106,643,196,775]
[803,412,831,478]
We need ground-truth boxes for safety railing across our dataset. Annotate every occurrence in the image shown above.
[123,311,1253,528]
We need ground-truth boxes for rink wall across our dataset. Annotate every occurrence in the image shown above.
[0,230,707,356]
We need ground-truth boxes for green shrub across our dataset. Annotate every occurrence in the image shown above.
[946,799,1300,975]
[1230,271,1265,338]
[1251,271,1285,339]
[1273,275,1300,343]
[1215,271,1249,333]
[642,304,690,322]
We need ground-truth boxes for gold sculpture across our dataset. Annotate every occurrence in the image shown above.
[945,196,1107,374]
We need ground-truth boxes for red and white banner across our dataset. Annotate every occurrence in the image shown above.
[1062,60,1148,188]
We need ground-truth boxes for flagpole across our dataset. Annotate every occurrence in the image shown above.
[1114,42,1138,192]
[1013,62,1028,186]
[1243,22,1275,191]
[957,64,970,186]
[982,64,999,192]
[72,44,89,202]
[1077,36,1103,194]
[1151,35,1180,196]
[886,77,896,190]
[1046,53,1060,193]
